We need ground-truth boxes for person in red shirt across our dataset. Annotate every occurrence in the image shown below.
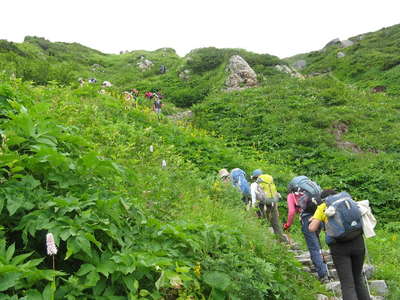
[283,191,328,282]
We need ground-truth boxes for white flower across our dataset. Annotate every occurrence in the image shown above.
[161,160,167,168]
[46,233,58,255]
[150,145,154,152]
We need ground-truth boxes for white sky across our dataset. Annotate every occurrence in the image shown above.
[2,0,400,58]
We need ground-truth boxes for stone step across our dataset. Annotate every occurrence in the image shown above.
[325,280,389,297]
[369,280,389,297]
[309,264,375,281]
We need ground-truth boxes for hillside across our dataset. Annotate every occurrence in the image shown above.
[0,24,400,299]
[285,23,400,95]
[0,75,324,299]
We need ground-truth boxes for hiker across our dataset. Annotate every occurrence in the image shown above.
[283,176,328,282]
[123,91,136,107]
[131,88,139,98]
[250,169,286,242]
[78,78,85,87]
[159,65,167,74]
[152,95,163,118]
[102,81,112,87]
[230,168,251,205]
[309,189,371,300]
[218,168,231,183]
[145,91,153,99]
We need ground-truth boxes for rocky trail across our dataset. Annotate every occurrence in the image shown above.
[289,247,388,299]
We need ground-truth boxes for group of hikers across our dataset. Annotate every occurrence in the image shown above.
[77,78,165,117]
[219,168,376,300]
[121,88,164,118]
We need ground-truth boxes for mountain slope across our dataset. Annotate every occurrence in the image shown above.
[0,75,322,299]
[286,23,400,95]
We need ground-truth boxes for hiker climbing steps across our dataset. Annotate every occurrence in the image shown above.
[291,249,388,299]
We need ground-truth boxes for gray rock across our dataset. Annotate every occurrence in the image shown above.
[325,38,341,48]
[137,58,154,71]
[340,40,354,48]
[369,280,388,296]
[325,281,341,295]
[275,64,305,79]
[225,55,258,90]
[316,294,329,300]
[337,52,346,58]
[370,296,385,300]
[293,59,307,69]
[179,69,191,80]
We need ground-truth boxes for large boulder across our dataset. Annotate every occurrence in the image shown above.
[225,55,258,90]
[340,40,354,48]
[337,51,346,58]
[275,64,305,79]
[292,59,307,70]
[137,57,154,71]
[324,38,341,48]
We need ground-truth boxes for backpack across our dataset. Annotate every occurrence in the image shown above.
[256,182,280,205]
[324,192,363,244]
[288,176,322,214]
[256,174,278,203]
[230,168,251,196]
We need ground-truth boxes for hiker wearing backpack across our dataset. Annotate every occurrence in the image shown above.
[218,168,231,183]
[309,189,371,300]
[230,168,251,205]
[152,95,163,119]
[250,169,286,243]
[284,176,329,282]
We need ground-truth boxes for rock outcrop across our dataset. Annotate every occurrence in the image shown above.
[179,69,191,81]
[340,40,354,48]
[275,64,305,79]
[324,38,354,49]
[325,38,341,48]
[337,51,346,58]
[225,55,258,91]
[137,57,154,71]
[292,59,307,70]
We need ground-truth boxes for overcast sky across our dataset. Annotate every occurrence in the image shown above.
[2,0,399,58]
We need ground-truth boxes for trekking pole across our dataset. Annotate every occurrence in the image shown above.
[362,235,372,297]
[316,234,337,299]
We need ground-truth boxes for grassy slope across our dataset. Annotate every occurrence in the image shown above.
[1,25,400,298]
[0,76,324,299]
[285,23,400,95]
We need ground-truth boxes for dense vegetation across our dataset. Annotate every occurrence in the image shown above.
[0,76,323,299]
[0,23,400,298]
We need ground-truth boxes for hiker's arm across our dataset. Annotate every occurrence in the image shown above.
[308,203,326,232]
[308,218,321,232]
[284,193,296,229]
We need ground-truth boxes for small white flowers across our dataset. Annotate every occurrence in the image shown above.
[150,145,154,152]
[46,233,58,256]
[161,160,167,168]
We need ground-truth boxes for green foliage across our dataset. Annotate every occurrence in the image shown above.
[0,76,321,299]
[186,47,225,74]
[289,24,400,95]
[193,75,400,221]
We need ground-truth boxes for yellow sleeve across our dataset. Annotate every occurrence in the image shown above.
[312,203,328,223]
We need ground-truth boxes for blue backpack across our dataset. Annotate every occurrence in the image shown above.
[325,192,363,245]
[230,168,251,196]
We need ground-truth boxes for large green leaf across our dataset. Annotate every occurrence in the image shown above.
[203,271,231,291]
[0,272,21,291]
